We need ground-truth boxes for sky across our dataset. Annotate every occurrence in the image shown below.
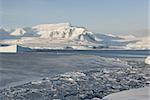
[0,0,149,33]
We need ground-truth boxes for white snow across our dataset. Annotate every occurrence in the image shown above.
[0,44,32,53]
[145,56,150,65]
[102,86,150,100]
[60,72,86,78]
[0,45,17,53]
[127,37,150,49]
[31,81,43,85]
[119,34,136,40]
[0,23,149,50]
[91,97,101,100]
[33,23,71,38]
[10,28,26,36]
[32,23,96,42]
[0,23,100,49]
[32,23,70,33]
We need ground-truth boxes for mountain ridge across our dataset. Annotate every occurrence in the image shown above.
[0,23,149,50]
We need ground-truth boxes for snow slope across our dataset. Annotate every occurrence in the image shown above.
[32,23,97,42]
[0,23,102,49]
[10,28,26,36]
[9,23,97,42]
[10,27,38,37]
[127,37,150,49]
[0,23,149,50]
[102,86,150,100]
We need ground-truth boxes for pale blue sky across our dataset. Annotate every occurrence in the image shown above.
[0,0,148,33]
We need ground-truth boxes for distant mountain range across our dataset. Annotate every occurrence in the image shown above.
[0,23,149,50]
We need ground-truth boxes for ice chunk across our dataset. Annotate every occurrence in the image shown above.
[145,56,150,65]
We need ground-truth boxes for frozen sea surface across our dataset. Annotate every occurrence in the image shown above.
[0,57,149,99]
[0,51,135,88]
[0,50,150,99]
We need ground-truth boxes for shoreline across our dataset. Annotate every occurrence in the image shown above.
[102,86,150,100]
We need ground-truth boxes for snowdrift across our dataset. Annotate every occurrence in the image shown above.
[102,87,150,100]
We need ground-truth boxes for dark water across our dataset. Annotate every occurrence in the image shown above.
[33,49,150,57]
[0,50,149,88]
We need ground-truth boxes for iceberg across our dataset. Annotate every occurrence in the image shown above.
[0,44,17,53]
[0,44,32,53]
[145,56,150,65]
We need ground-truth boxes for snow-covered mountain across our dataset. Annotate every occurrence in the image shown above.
[0,23,149,50]
[10,28,26,36]
[32,23,97,42]
[10,27,38,37]
[8,23,97,42]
